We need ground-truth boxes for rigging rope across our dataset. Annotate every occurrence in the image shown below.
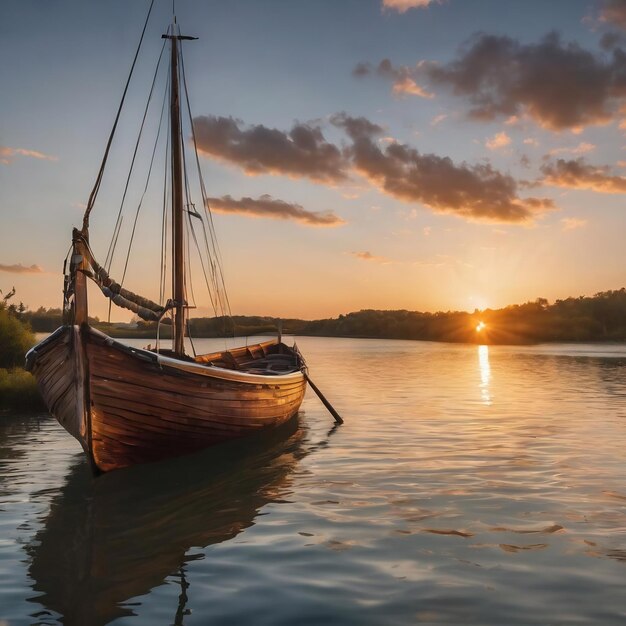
[179,46,233,325]
[78,9,237,344]
[119,71,169,287]
[105,38,167,273]
[81,0,156,234]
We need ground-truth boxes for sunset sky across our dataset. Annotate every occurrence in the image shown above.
[1,0,626,320]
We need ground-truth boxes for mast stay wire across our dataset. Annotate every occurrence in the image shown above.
[105,38,167,274]
[82,7,235,345]
[179,46,233,327]
[177,74,220,320]
[119,70,170,289]
[156,73,171,353]
[82,0,156,234]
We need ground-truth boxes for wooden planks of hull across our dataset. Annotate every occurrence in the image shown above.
[26,327,88,451]
[26,325,306,472]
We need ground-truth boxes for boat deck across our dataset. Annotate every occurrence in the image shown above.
[153,339,303,375]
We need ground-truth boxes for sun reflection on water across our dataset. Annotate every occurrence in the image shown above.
[478,344,491,405]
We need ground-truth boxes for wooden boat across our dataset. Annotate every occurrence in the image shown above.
[25,11,311,472]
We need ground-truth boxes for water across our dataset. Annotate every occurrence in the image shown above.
[1,337,626,625]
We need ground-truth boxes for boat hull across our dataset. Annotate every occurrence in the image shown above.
[26,325,306,472]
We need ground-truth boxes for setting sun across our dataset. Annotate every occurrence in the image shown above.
[476,321,486,332]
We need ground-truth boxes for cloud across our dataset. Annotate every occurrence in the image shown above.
[600,0,626,30]
[523,137,539,146]
[207,194,345,227]
[485,131,512,150]
[541,158,626,192]
[331,112,555,223]
[0,263,44,274]
[392,76,435,98]
[359,32,626,131]
[350,251,390,263]
[353,59,434,99]
[192,116,348,183]
[428,32,626,130]
[0,146,57,165]
[561,217,588,230]
[195,111,555,225]
[382,0,439,13]
[548,142,596,156]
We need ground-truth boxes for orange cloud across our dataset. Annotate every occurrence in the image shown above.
[351,251,390,263]
[548,142,596,156]
[0,146,57,165]
[207,194,345,227]
[354,59,435,100]
[0,263,44,274]
[541,158,626,193]
[485,131,512,150]
[392,76,434,99]
[382,0,439,13]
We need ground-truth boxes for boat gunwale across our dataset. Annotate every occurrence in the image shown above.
[24,325,69,371]
[30,326,305,386]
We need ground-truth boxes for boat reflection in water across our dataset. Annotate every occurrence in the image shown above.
[26,418,316,625]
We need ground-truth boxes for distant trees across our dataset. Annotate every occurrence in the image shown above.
[20,307,64,332]
[295,290,626,344]
[134,290,626,343]
[2,288,625,346]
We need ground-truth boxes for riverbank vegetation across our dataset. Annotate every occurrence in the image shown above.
[14,288,626,345]
[0,289,44,411]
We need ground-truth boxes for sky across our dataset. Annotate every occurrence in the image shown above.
[1,0,626,320]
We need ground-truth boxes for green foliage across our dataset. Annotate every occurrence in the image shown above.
[0,368,45,411]
[0,301,36,368]
[20,307,63,332]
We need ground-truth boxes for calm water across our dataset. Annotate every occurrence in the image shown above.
[1,337,626,625]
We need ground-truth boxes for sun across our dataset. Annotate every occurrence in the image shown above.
[476,321,486,332]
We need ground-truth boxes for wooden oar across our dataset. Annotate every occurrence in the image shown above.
[302,371,344,424]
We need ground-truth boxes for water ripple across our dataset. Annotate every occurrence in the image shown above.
[1,337,625,624]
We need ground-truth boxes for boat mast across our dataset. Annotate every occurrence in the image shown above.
[164,21,196,356]
[170,23,185,355]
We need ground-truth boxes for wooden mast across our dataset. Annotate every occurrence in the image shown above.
[164,22,198,356]
[169,24,185,356]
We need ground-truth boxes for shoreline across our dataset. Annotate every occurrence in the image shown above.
[96,329,626,346]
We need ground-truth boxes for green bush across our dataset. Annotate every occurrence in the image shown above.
[0,306,35,368]
[0,368,45,411]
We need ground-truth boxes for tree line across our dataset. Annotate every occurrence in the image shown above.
[4,288,626,346]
